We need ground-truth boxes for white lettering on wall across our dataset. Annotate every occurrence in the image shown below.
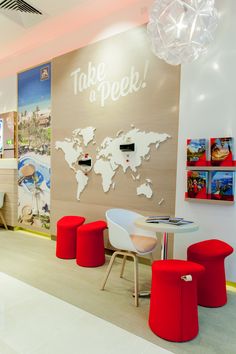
[71,62,106,95]
[70,60,149,107]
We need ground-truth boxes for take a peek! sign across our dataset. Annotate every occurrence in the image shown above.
[71,60,149,107]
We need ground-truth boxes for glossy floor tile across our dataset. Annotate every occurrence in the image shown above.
[0,273,173,354]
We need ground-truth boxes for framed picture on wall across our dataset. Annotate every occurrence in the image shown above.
[187,170,208,199]
[187,138,207,166]
[210,171,234,201]
[210,137,233,166]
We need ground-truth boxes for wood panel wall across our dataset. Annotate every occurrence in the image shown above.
[51,26,180,259]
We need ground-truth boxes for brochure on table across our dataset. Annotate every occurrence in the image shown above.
[146,216,194,226]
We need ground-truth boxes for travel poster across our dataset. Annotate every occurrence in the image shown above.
[210,171,234,201]
[187,138,207,166]
[0,119,3,155]
[18,63,51,230]
[187,170,208,199]
[0,112,16,158]
[210,137,233,166]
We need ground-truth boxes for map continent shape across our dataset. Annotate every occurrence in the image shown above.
[55,126,171,199]
[96,128,170,173]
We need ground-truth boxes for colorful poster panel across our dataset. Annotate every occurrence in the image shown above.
[210,171,234,201]
[187,138,207,166]
[0,112,16,158]
[18,63,51,230]
[210,137,233,166]
[0,119,3,155]
[187,170,208,199]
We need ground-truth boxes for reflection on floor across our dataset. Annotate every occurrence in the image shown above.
[0,230,236,354]
[0,273,172,354]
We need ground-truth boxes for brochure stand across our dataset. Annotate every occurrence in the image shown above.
[185,137,235,205]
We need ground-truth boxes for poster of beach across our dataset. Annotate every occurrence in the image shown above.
[210,171,234,201]
[18,63,51,231]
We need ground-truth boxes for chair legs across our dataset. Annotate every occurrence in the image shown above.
[100,251,119,290]
[0,210,8,230]
[133,254,139,307]
[100,250,139,307]
[120,255,127,278]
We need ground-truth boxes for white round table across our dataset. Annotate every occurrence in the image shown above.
[135,217,199,260]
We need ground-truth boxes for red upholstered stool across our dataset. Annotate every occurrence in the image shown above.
[56,216,85,259]
[149,260,204,342]
[76,221,107,267]
[187,239,234,307]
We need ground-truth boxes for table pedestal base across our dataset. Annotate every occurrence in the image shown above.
[161,232,169,260]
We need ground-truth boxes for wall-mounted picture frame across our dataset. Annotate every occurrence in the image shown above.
[187,138,207,166]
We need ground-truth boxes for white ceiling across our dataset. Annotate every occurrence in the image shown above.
[0,0,86,45]
[0,0,151,78]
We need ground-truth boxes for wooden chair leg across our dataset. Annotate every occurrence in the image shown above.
[100,251,118,290]
[131,254,139,307]
[0,211,8,230]
[120,255,127,278]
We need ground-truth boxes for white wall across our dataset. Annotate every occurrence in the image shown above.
[175,0,236,282]
[0,75,17,113]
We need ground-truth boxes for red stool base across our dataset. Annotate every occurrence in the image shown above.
[56,216,85,259]
[76,220,107,267]
[149,260,204,342]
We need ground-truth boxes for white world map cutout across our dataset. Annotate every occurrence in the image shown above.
[137,180,153,199]
[73,127,96,146]
[55,126,170,200]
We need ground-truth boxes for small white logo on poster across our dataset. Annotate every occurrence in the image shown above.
[71,60,149,107]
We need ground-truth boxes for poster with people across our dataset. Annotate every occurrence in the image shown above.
[187,170,208,199]
[18,63,51,231]
[210,137,233,166]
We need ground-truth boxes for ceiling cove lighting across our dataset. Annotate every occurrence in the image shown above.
[147,0,218,65]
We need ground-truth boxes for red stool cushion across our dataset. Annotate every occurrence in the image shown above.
[149,260,204,342]
[187,239,233,260]
[56,216,85,259]
[76,221,107,267]
[187,239,234,307]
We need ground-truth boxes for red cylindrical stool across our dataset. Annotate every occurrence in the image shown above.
[149,260,204,342]
[187,239,234,307]
[56,216,85,259]
[76,221,107,267]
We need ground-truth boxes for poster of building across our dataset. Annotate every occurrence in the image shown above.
[18,63,51,231]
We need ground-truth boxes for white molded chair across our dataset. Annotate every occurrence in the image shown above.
[101,208,157,306]
[0,192,8,230]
